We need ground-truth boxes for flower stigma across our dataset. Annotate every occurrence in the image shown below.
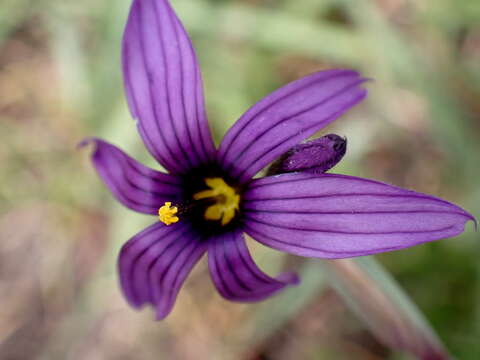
[158,202,179,225]
[193,178,240,226]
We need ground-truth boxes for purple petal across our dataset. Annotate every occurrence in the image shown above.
[217,69,367,183]
[122,0,216,174]
[208,230,299,302]
[81,138,182,215]
[118,221,207,320]
[243,173,475,258]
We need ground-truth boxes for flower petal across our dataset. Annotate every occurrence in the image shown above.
[82,138,182,215]
[208,230,299,302]
[122,0,216,174]
[217,69,367,183]
[118,221,207,320]
[243,173,475,258]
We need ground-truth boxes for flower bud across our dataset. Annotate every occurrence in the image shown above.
[267,134,347,176]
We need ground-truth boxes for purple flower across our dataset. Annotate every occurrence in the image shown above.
[82,0,474,320]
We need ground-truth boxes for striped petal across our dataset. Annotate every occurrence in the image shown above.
[208,230,298,302]
[118,221,207,320]
[122,0,216,174]
[82,138,182,215]
[217,69,367,183]
[243,173,475,258]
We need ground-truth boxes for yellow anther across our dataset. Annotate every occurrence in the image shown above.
[194,178,240,226]
[158,202,179,226]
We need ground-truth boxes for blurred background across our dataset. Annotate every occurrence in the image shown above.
[0,0,479,359]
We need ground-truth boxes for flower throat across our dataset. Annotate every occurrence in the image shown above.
[158,177,240,227]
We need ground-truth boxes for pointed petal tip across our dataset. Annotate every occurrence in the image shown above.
[77,136,104,153]
[154,309,168,321]
[307,67,371,93]
[354,84,369,103]
[453,205,476,232]
[467,212,478,232]
[328,67,372,83]
[127,298,144,310]
[77,136,96,150]
[277,271,301,286]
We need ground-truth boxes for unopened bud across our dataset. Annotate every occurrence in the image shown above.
[267,134,347,176]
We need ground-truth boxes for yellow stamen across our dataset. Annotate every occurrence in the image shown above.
[158,202,179,225]
[194,178,240,226]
